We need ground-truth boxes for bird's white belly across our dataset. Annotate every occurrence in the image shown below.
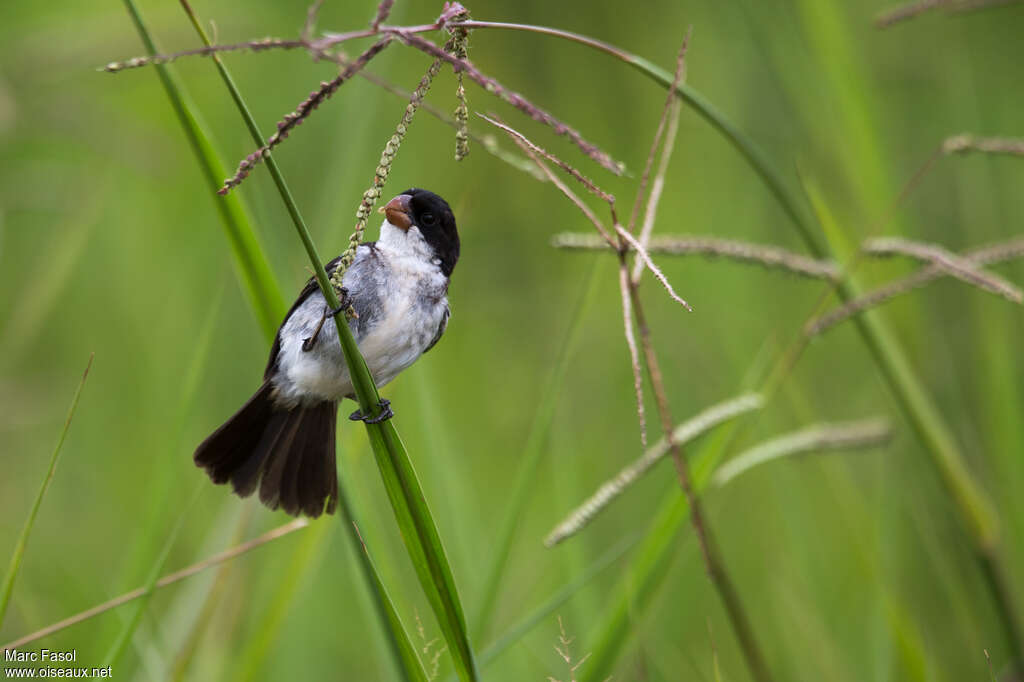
[273,284,444,406]
[358,297,436,386]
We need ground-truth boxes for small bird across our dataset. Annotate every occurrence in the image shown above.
[194,188,460,518]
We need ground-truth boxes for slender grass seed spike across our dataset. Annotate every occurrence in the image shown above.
[194,189,460,517]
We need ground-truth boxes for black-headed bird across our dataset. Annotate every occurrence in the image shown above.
[194,188,460,517]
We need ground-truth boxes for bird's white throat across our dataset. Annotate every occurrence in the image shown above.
[378,218,440,267]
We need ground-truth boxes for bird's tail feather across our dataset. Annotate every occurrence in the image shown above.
[194,382,338,517]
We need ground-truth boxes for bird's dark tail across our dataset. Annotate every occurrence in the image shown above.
[194,382,339,518]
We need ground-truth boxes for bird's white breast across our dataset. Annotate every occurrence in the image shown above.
[270,223,449,407]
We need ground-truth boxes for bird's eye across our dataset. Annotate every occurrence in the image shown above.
[422,212,436,226]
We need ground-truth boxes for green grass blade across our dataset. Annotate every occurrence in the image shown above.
[473,255,602,640]
[103,481,203,668]
[546,393,764,547]
[583,487,692,682]
[166,509,254,682]
[120,0,285,341]
[479,532,641,670]
[580,426,737,682]
[167,5,478,678]
[438,532,641,682]
[0,354,94,628]
[712,418,892,488]
[97,282,225,672]
[232,517,333,682]
[366,423,479,681]
[351,524,431,682]
[335,474,414,682]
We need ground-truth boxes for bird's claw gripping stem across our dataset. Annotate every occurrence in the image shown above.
[349,398,394,424]
[302,287,350,352]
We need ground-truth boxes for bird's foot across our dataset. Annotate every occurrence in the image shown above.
[302,288,351,352]
[349,399,394,424]
[327,287,351,318]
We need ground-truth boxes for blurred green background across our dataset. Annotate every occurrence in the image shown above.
[2,0,1023,679]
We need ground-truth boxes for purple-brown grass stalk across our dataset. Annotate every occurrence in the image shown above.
[303,0,325,41]
[391,30,625,175]
[552,232,841,281]
[477,114,613,204]
[490,77,773,680]
[863,236,1023,303]
[627,31,690,236]
[498,121,617,246]
[2,519,308,650]
[370,0,395,30]
[502,129,647,446]
[942,133,1024,156]
[615,37,773,682]
[106,4,630,182]
[632,99,682,284]
[875,0,1021,28]
[219,37,392,194]
[807,235,1024,335]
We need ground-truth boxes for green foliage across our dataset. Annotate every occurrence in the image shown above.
[0,356,93,628]
[2,1,1023,680]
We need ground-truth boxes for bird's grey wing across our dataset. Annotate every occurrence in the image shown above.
[339,243,387,339]
[264,246,380,379]
[422,305,449,355]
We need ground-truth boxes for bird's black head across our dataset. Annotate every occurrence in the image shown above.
[383,188,460,276]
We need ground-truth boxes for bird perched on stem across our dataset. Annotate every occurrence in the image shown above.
[194,188,460,517]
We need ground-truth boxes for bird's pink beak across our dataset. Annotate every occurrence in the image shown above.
[380,194,413,231]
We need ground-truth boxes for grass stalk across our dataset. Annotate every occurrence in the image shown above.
[167,509,256,682]
[624,280,773,682]
[489,45,773,675]
[712,418,893,487]
[580,425,737,682]
[175,4,478,679]
[103,481,204,668]
[0,520,305,651]
[807,236,1024,335]
[231,516,332,682]
[334,475,411,681]
[452,21,814,244]
[552,232,840,281]
[545,393,762,546]
[863,237,1022,303]
[478,533,640,670]
[0,354,93,629]
[351,524,431,682]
